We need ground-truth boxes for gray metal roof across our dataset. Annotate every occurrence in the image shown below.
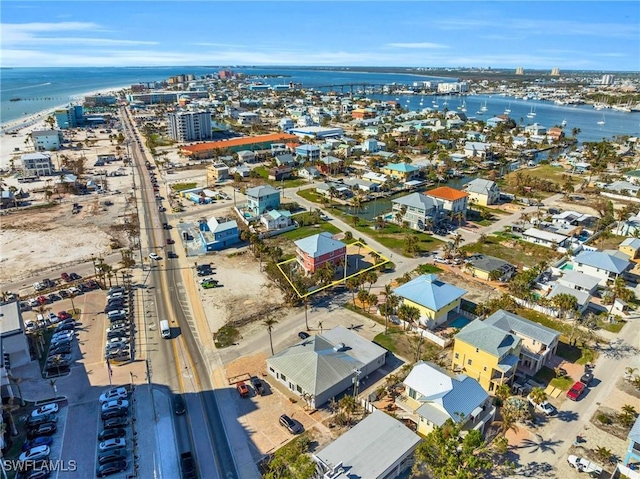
[245,185,280,198]
[314,409,420,479]
[629,414,640,443]
[484,310,559,346]
[0,301,23,336]
[267,327,385,397]
[405,362,488,427]
[557,270,600,291]
[294,232,346,258]
[574,250,631,274]
[392,192,440,212]
[548,284,591,307]
[455,319,520,357]
[468,255,511,273]
[465,178,497,195]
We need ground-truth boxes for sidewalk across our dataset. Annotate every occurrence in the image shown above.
[133,386,179,479]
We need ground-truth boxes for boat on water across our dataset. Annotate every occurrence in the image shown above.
[504,102,511,114]
[526,106,536,118]
[562,119,567,127]
[480,101,488,112]
[10,98,21,102]
[461,100,467,112]
[597,114,605,125]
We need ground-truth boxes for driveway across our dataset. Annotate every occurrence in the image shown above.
[508,316,640,478]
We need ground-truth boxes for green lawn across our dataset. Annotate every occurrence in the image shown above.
[503,164,569,183]
[279,222,341,241]
[171,182,198,192]
[462,235,562,269]
[516,308,572,335]
[297,187,324,204]
[253,166,308,188]
[591,233,627,250]
[416,264,443,274]
[550,376,575,391]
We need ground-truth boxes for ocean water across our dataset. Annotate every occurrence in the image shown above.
[1,67,638,143]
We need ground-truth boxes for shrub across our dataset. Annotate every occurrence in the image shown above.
[597,413,613,425]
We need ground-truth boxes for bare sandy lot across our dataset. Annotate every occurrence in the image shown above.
[197,250,285,334]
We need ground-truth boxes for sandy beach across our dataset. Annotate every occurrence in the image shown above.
[0,85,128,170]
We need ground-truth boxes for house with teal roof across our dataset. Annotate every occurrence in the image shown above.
[393,274,467,329]
[382,162,420,182]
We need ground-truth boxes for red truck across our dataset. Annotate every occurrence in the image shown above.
[566,381,586,401]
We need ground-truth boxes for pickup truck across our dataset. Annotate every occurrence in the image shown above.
[180,451,197,479]
[567,455,603,477]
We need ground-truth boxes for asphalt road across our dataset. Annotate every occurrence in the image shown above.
[122,107,234,479]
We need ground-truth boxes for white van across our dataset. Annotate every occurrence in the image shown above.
[160,320,171,339]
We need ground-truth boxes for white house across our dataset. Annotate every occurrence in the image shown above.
[31,130,63,151]
[236,150,256,163]
[572,250,632,286]
[21,152,54,176]
[464,142,490,159]
[522,228,569,249]
[260,209,293,231]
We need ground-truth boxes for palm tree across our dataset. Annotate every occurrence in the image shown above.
[346,277,359,305]
[608,276,630,316]
[367,293,378,313]
[365,270,378,293]
[263,316,278,355]
[528,387,547,405]
[303,296,310,331]
[7,374,26,406]
[494,410,519,436]
[328,186,337,205]
[495,384,512,402]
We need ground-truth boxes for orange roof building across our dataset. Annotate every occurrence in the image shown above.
[424,186,469,216]
[180,133,298,159]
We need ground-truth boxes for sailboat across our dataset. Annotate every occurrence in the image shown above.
[419,96,424,106]
[526,106,536,118]
[480,101,488,112]
[561,119,567,127]
[597,114,605,125]
[432,95,439,108]
[504,102,511,114]
[460,100,467,112]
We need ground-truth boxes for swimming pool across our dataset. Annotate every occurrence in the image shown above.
[449,316,471,329]
[560,263,574,271]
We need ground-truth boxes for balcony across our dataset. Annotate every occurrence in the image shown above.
[394,395,421,424]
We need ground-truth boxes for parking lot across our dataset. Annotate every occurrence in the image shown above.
[224,353,330,461]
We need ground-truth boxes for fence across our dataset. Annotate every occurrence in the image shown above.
[512,296,561,318]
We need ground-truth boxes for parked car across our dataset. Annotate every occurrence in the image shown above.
[54,323,75,333]
[98,438,126,452]
[28,298,40,307]
[57,311,71,320]
[58,290,70,299]
[97,448,127,466]
[566,382,586,401]
[173,394,186,415]
[98,428,126,441]
[85,280,99,290]
[37,296,49,305]
[19,445,50,463]
[149,253,161,261]
[298,331,310,340]
[21,436,53,452]
[279,414,303,434]
[166,238,175,245]
[49,344,72,356]
[27,422,57,439]
[100,387,129,403]
[60,273,70,282]
[103,416,128,429]
[96,460,127,477]
[250,377,264,396]
[580,371,594,387]
[69,273,81,281]
[236,382,249,398]
[167,251,178,259]
[434,256,450,264]
[30,403,59,418]
[567,455,603,476]
[67,287,82,295]
[101,407,128,421]
[108,286,125,295]
[27,414,57,428]
[107,292,124,301]
[47,294,61,303]
[527,395,557,416]
[107,310,127,319]
[52,331,74,342]
[101,400,129,412]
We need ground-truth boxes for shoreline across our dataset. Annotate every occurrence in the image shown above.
[0,84,129,134]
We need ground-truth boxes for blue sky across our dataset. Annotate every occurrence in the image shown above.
[1,1,638,70]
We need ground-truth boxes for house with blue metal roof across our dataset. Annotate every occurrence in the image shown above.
[452,319,522,393]
[382,162,420,182]
[623,415,640,467]
[245,185,281,215]
[393,274,467,329]
[395,361,494,436]
[572,250,632,286]
[484,309,560,375]
[391,193,443,231]
[199,217,239,251]
[294,232,346,274]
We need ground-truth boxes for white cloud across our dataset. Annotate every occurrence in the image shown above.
[386,42,449,49]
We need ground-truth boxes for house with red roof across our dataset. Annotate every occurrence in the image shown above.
[424,186,469,219]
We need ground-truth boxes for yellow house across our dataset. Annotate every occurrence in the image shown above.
[619,238,640,260]
[395,361,494,436]
[382,162,420,182]
[393,274,467,329]
[466,254,517,282]
[452,319,522,393]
